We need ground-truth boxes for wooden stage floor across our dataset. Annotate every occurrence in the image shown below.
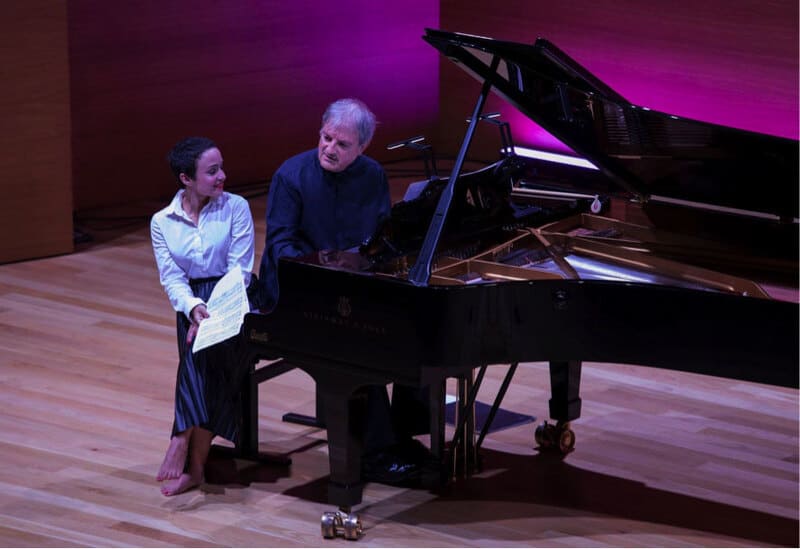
[0,192,797,547]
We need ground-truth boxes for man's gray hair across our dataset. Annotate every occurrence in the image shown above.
[322,98,377,147]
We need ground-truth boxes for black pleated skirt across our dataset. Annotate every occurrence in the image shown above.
[171,276,253,443]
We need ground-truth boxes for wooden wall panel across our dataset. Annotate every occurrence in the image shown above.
[0,1,72,263]
[68,1,439,211]
[436,0,798,159]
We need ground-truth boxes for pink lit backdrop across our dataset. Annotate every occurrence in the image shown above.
[439,0,798,156]
[68,1,440,210]
[66,1,797,210]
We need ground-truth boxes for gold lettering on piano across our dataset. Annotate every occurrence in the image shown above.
[302,310,388,336]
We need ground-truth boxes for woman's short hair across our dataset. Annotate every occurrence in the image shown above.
[167,136,216,182]
[322,98,377,147]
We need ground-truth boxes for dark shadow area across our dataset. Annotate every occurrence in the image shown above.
[414,449,797,546]
[204,452,291,487]
[283,448,799,546]
[282,475,331,505]
[204,437,326,487]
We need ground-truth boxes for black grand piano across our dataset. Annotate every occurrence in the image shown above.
[241,29,799,537]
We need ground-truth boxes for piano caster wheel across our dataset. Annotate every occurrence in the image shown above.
[536,421,575,454]
[321,512,338,539]
[535,421,556,449]
[342,514,363,540]
[320,510,362,540]
[557,426,575,454]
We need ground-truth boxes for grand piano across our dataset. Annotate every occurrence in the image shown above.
[241,29,798,538]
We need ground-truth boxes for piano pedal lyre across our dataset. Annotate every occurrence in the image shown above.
[321,508,362,540]
[535,420,576,454]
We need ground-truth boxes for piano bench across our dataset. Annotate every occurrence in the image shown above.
[232,357,328,460]
[233,358,301,464]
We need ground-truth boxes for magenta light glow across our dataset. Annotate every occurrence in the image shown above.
[477,3,798,155]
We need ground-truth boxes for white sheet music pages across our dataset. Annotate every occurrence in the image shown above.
[192,266,250,352]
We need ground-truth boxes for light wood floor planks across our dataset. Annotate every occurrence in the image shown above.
[0,193,797,547]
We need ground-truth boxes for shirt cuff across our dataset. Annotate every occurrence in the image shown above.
[183,296,206,321]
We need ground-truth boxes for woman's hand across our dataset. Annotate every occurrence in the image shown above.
[186,304,210,344]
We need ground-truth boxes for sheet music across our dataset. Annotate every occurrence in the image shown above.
[192,266,250,353]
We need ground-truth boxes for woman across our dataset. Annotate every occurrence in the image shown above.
[150,136,256,496]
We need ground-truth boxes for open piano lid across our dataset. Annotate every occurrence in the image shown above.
[423,28,799,224]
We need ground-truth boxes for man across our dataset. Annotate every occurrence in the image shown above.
[260,98,431,484]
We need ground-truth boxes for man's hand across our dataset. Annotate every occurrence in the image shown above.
[186,304,210,344]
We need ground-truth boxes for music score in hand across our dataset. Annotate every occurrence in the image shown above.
[192,266,250,353]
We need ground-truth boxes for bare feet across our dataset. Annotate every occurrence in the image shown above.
[156,435,189,481]
[158,426,211,496]
[160,472,202,496]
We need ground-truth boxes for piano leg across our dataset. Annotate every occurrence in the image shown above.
[238,357,259,457]
[320,385,368,509]
[547,360,582,421]
[428,380,447,461]
[537,360,581,454]
[452,370,479,477]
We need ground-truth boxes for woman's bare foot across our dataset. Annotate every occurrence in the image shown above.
[160,472,202,496]
[156,435,189,481]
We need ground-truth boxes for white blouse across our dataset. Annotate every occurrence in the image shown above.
[151,190,254,319]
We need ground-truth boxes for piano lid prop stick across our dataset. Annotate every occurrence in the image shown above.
[409,54,501,286]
